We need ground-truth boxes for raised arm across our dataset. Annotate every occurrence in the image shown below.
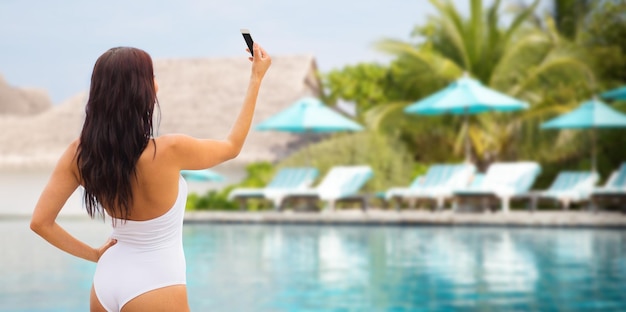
[167,43,272,170]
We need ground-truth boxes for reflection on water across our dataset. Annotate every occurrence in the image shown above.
[183,225,626,311]
[0,218,110,311]
[2,220,626,311]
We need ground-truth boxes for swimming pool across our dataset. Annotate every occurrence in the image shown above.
[2,219,625,311]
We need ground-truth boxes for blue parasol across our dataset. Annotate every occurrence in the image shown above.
[404,74,528,161]
[256,97,363,133]
[256,97,363,164]
[601,86,626,101]
[541,98,626,172]
[181,169,225,182]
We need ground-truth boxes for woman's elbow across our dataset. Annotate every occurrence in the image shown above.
[30,219,43,234]
[223,143,243,161]
[30,217,50,236]
[222,150,241,162]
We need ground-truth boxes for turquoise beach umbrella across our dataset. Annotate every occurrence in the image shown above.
[601,86,626,101]
[405,76,528,115]
[181,169,225,182]
[256,97,363,164]
[404,74,528,161]
[256,97,363,133]
[541,99,626,129]
[541,98,626,172]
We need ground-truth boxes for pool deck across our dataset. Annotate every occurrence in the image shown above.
[3,209,625,228]
[184,209,626,228]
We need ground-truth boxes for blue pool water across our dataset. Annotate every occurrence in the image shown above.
[2,219,626,311]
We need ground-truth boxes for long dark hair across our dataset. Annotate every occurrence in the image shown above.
[77,47,159,221]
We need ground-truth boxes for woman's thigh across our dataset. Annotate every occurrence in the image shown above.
[90,285,107,312]
[121,285,190,312]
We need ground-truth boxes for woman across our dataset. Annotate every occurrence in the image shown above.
[30,43,271,311]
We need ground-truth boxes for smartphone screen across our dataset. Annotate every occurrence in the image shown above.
[240,29,254,56]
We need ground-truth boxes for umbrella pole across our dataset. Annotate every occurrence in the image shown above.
[464,110,471,163]
[305,132,312,167]
[306,144,312,167]
[591,128,597,173]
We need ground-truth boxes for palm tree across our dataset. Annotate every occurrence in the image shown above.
[527,0,595,41]
[370,0,596,167]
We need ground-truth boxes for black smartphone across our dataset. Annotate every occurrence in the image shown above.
[240,28,254,56]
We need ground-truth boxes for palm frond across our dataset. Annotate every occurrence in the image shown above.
[502,0,540,45]
[362,102,409,132]
[376,39,463,80]
[490,30,552,92]
[429,0,471,69]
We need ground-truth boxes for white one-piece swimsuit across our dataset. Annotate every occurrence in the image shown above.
[93,176,188,312]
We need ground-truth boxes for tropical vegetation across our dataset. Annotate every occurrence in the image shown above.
[189,0,626,209]
[323,0,626,185]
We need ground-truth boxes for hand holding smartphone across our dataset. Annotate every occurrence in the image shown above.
[240,28,254,57]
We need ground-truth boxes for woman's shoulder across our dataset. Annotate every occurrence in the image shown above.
[57,138,81,182]
[154,134,187,149]
[69,138,80,149]
[150,134,196,162]
[64,138,80,160]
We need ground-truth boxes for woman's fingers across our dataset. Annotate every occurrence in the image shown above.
[96,238,117,261]
[248,43,269,61]
[256,44,268,59]
[106,238,117,248]
[249,43,271,78]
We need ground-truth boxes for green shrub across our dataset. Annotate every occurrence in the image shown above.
[187,162,276,211]
[187,133,424,210]
[278,131,417,193]
[185,193,200,210]
[236,161,276,188]
[192,188,238,211]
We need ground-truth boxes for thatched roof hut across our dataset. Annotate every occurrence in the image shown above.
[0,54,322,172]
